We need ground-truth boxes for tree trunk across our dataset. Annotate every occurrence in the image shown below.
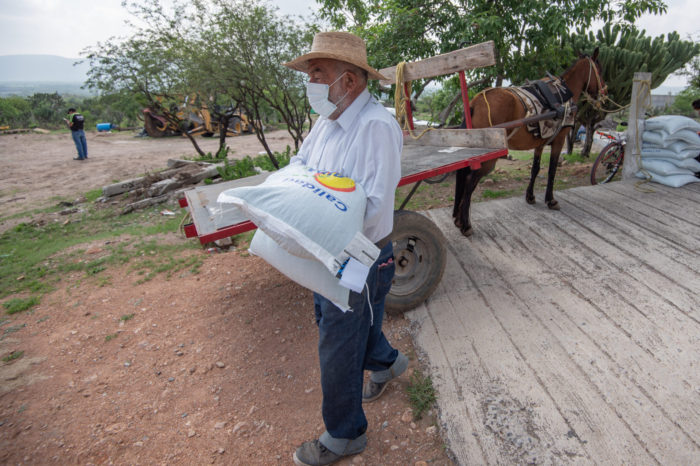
[218,114,230,158]
[565,131,574,155]
[581,119,595,159]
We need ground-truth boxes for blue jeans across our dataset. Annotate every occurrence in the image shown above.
[313,241,398,444]
[71,130,88,159]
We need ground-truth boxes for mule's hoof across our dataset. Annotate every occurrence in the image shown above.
[547,200,560,210]
[526,195,536,205]
[461,226,473,237]
[453,217,463,229]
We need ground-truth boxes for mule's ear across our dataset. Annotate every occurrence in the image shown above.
[592,47,600,61]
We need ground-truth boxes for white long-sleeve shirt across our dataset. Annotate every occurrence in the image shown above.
[290,89,403,243]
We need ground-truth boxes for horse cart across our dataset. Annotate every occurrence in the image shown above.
[179,41,508,313]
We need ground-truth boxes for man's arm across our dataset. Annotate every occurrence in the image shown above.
[355,119,402,241]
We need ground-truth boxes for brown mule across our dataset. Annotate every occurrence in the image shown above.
[452,49,606,236]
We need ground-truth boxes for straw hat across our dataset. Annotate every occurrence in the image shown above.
[284,31,387,81]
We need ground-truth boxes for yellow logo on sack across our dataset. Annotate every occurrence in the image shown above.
[314,171,356,192]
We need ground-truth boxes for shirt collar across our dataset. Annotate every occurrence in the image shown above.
[335,88,370,131]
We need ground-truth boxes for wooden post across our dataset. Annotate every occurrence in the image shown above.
[622,72,652,180]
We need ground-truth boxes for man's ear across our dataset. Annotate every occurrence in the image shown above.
[344,70,360,92]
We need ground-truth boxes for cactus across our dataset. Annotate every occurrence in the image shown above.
[566,25,698,157]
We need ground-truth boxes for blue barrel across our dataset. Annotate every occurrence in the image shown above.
[96,122,112,131]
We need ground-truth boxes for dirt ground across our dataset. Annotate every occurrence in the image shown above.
[0,130,452,465]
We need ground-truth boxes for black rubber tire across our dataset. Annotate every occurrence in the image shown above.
[385,210,447,315]
[229,116,242,134]
[591,142,624,185]
[143,112,167,138]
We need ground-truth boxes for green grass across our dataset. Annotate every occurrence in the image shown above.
[120,313,135,322]
[481,188,519,199]
[0,193,202,303]
[2,350,24,362]
[509,149,587,165]
[105,333,118,342]
[3,296,40,314]
[406,370,437,420]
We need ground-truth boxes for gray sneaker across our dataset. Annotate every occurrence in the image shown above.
[293,439,358,466]
[362,352,409,403]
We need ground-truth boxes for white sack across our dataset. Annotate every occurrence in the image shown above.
[642,157,700,172]
[640,159,694,177]
[249,229,351,310]
[641,146,700,160]
[217,163,379,277]
[635,170,700,188]
[643,115,700,134]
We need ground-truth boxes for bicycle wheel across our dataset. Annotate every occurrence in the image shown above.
[591,142,624,185]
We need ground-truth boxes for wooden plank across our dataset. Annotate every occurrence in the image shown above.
[379,41,495,85]
[426,208,652,463]
[565,185,700,255]
[433,199,700,462]
[472,197,700,413]
[404,128,507,150]
[603,181,700,221]
[555,190,700,292]
[474,188,700,380]
[418,220,590,464]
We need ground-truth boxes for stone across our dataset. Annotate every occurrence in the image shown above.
[215,361,225,368]
[401,409,414,423]
[214,421,227,429]
[232,421,248,435]
[426,426,437,436]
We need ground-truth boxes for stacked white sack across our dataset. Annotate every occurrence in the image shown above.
[636,115,700,187]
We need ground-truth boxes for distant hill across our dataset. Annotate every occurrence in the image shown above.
[0,55,92,96]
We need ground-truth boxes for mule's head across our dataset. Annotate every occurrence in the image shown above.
[585,47,607,98]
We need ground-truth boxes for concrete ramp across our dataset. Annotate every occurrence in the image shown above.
[407,181,700,464]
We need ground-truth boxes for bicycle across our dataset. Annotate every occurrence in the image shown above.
[590,129,626,185]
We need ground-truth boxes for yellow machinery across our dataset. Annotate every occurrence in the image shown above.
[141,95,254,138]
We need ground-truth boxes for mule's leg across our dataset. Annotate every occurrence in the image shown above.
[453,168,467,228]
[545,138,567,210]
[525,147,543,204]
[457,160,497,236]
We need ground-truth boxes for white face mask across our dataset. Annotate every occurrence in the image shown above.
[306,72,348,118]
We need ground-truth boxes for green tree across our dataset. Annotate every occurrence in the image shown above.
[670,88,700,117]
[83,0,313,162]
[0,96,32,128]
[567,25,699,156]
[191,0,315,163]
[82,0,209,155]
[318,0,667,102]
[27,92,65,128]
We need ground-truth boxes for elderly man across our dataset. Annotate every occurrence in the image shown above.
[283,31,408,465]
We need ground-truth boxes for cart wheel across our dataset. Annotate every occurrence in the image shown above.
[386,210,446,315]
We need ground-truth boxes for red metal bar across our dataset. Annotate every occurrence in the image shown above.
[183,222,198,238]
[197,220,257,244]
[178,197,188,208]
[404,82,415,131]
[397,149,508,187]
[459,70,473,129]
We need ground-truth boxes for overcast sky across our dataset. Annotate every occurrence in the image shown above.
[0,0,696,88]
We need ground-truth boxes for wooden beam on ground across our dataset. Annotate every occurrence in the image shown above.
[379,41,496,85]
[403,128,506,150]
